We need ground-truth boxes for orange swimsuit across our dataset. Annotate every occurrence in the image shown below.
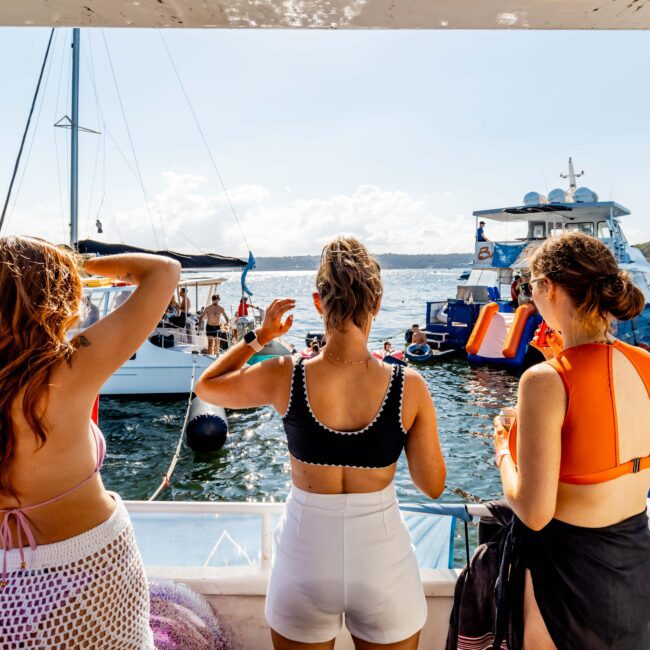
[509,340,650,484]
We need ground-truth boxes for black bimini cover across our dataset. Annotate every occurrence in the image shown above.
[77,240,246,269]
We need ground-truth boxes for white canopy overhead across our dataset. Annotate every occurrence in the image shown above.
[2,0,649,30]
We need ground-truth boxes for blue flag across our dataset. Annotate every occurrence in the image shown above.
[241,251,256,296]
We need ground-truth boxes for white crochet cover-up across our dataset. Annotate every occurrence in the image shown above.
[0,493,154,649]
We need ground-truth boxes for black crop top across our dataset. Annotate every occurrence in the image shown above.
[282,358,408,468]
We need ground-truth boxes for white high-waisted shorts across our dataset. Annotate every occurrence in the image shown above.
[265,483,427,644]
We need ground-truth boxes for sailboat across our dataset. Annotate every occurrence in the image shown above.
[5,28,293,396]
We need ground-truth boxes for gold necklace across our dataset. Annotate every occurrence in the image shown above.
[325,350,371,366]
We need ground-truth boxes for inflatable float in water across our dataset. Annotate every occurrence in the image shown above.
[405,343,457,364]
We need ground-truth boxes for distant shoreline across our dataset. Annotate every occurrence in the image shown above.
[254,243,650,272]
[256,253,473,271]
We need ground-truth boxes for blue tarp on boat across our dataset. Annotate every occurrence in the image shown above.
[492,242,527,268]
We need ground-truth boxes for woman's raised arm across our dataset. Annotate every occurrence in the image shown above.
[65,254,180,395]
[195,299,295,410]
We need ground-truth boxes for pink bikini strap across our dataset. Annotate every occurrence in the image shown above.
[0,421,104,587]
[0,509,37,586]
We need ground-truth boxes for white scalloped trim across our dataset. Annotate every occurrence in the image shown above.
[280,357,299,419]
[399,367,408,435]
[290,453,396,470]
[302,362,396,435]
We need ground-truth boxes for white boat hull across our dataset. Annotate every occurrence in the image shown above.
[100,339,215,396]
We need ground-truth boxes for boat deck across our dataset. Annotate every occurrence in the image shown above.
[128,499,650,649]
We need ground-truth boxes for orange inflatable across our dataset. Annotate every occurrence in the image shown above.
[502,304,537,358]
[466,302,499,355]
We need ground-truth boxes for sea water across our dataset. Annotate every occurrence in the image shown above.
[101,269,519,506]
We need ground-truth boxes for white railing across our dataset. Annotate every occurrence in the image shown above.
[125,500,491,570]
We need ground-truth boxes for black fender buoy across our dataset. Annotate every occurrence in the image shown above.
[185,397,228,453]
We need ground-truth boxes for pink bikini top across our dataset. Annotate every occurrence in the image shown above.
[0,421,106,587]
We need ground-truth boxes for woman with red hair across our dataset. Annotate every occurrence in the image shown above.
[0,236,180,648]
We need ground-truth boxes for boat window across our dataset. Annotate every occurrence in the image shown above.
[108,290,132,314]
[548,224,564,237]
[565,222,595,237]
[597,221,612,238]
[527,221,546,239]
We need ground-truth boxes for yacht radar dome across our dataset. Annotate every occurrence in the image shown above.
[573,187,599,203]
[548,188,568,204]
[523,191,548,206]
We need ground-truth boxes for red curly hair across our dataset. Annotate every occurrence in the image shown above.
[0,236,82,495]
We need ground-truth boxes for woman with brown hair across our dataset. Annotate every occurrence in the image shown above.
[196,236,446,650]
[493,231,650,648]
[0,236,180,648]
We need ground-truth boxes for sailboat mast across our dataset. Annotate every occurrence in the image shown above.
[70,27,80,246]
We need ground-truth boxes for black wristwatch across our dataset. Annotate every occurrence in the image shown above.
[244,330,264,352]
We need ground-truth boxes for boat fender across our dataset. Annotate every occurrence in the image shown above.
[466,302,499,355]
[186,397,228,453]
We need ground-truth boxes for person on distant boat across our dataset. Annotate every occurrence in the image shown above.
[166,294,179,318]
[476,220,489,242]
[410,324,427,346]
[178,287,191,323]
[517,276,533,306]
[382,340,394,358]
[81,295,100,328]
[490,231,650,649]
[0,236,180,648]
[510,274,522,308]
[236,296,251,318]
[196,236,446,650]
[198,294,229,355]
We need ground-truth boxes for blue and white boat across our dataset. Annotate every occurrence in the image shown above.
[422,159,650,367]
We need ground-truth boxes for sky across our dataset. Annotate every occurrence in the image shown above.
[1,27,649,259]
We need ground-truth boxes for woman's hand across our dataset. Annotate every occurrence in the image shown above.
[257,299,295,345]
[530,327,564,360]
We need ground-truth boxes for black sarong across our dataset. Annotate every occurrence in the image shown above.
[447,504,650,650]
[524,510,650,650]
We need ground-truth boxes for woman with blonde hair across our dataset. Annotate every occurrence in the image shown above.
[493,231,650,648]
[0,236,180,648]
[197,236,446,650]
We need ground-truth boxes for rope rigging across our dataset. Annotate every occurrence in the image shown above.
[4,30,58,234]
[148,355,198,501]
[157,31,252,253]
[53,29,69,240]
[0,28,55,234]
[101,30,163,249]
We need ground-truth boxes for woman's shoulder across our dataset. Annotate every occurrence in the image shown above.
[401,366,430,400]
[519,361,566,399]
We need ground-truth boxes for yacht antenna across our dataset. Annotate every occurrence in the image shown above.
[560,156,584,191]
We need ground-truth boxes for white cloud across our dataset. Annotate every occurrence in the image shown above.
[6,171,479,256]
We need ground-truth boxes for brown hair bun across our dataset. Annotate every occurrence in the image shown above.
[529,231,645,333]
[316,237,382,333]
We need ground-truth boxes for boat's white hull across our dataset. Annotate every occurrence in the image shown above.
[100,337,294,396]
[100,339,215,396]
